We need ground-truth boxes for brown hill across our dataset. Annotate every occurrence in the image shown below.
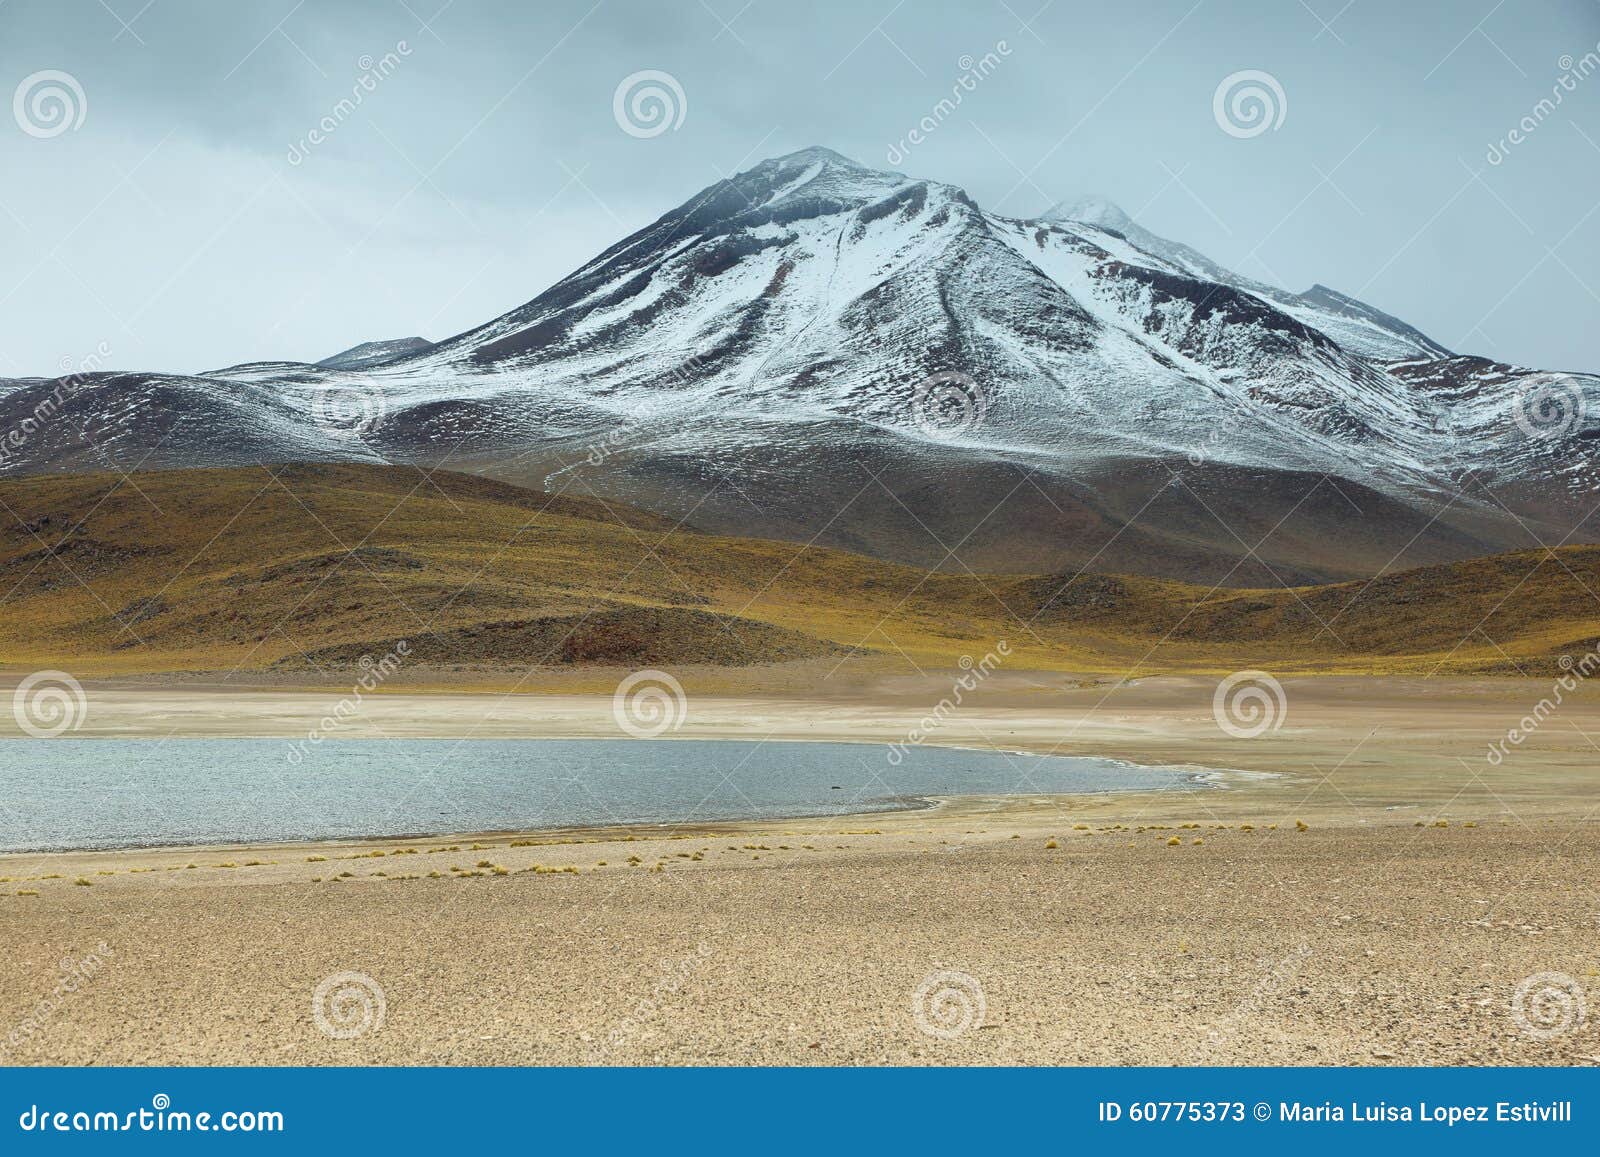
[0,464,1593,680]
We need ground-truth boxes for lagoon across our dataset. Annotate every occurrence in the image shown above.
[0,738,1211,852]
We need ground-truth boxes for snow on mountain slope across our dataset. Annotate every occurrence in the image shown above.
[317,336,437,370]
[0,146,1594,582]
[1043,197,1454,362]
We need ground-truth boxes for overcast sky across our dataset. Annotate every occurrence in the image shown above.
[1,0,1598,376]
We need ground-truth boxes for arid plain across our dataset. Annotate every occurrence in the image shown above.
[1,673,1597,1065]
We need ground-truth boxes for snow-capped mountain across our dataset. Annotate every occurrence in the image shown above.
[1,146,1594,584]
[1042,196,1453,362]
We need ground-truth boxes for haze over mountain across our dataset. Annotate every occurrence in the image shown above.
[2,147,1595,584]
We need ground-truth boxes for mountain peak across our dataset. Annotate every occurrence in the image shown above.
[1044,195,1134,232]
[317,336,435,370]
[768,145,870,171]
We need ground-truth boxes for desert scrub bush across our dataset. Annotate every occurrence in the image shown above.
[1165,837,1181,846]
[306,855,326,863]
[73,877,93,886]
[1044,839,1059,849]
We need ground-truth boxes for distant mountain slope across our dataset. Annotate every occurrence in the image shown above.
[317,336,436,370]
[0,147,1594,584]
[0,464,1592,680]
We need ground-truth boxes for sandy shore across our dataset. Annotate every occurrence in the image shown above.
[2,815,1597,1066]
[1,674,1597,1065]
[5,671,1598,821]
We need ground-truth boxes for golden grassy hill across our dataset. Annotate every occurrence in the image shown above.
[0,463,1594,682]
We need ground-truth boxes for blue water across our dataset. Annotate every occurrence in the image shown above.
[0,738,1211,851]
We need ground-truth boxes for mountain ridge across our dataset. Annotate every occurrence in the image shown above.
[0,463,1592,680]
[0,145,1594,584]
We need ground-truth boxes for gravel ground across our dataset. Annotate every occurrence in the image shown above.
[3,816,1597,1066]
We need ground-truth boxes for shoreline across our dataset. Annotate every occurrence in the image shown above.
[0,760,1241,861]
